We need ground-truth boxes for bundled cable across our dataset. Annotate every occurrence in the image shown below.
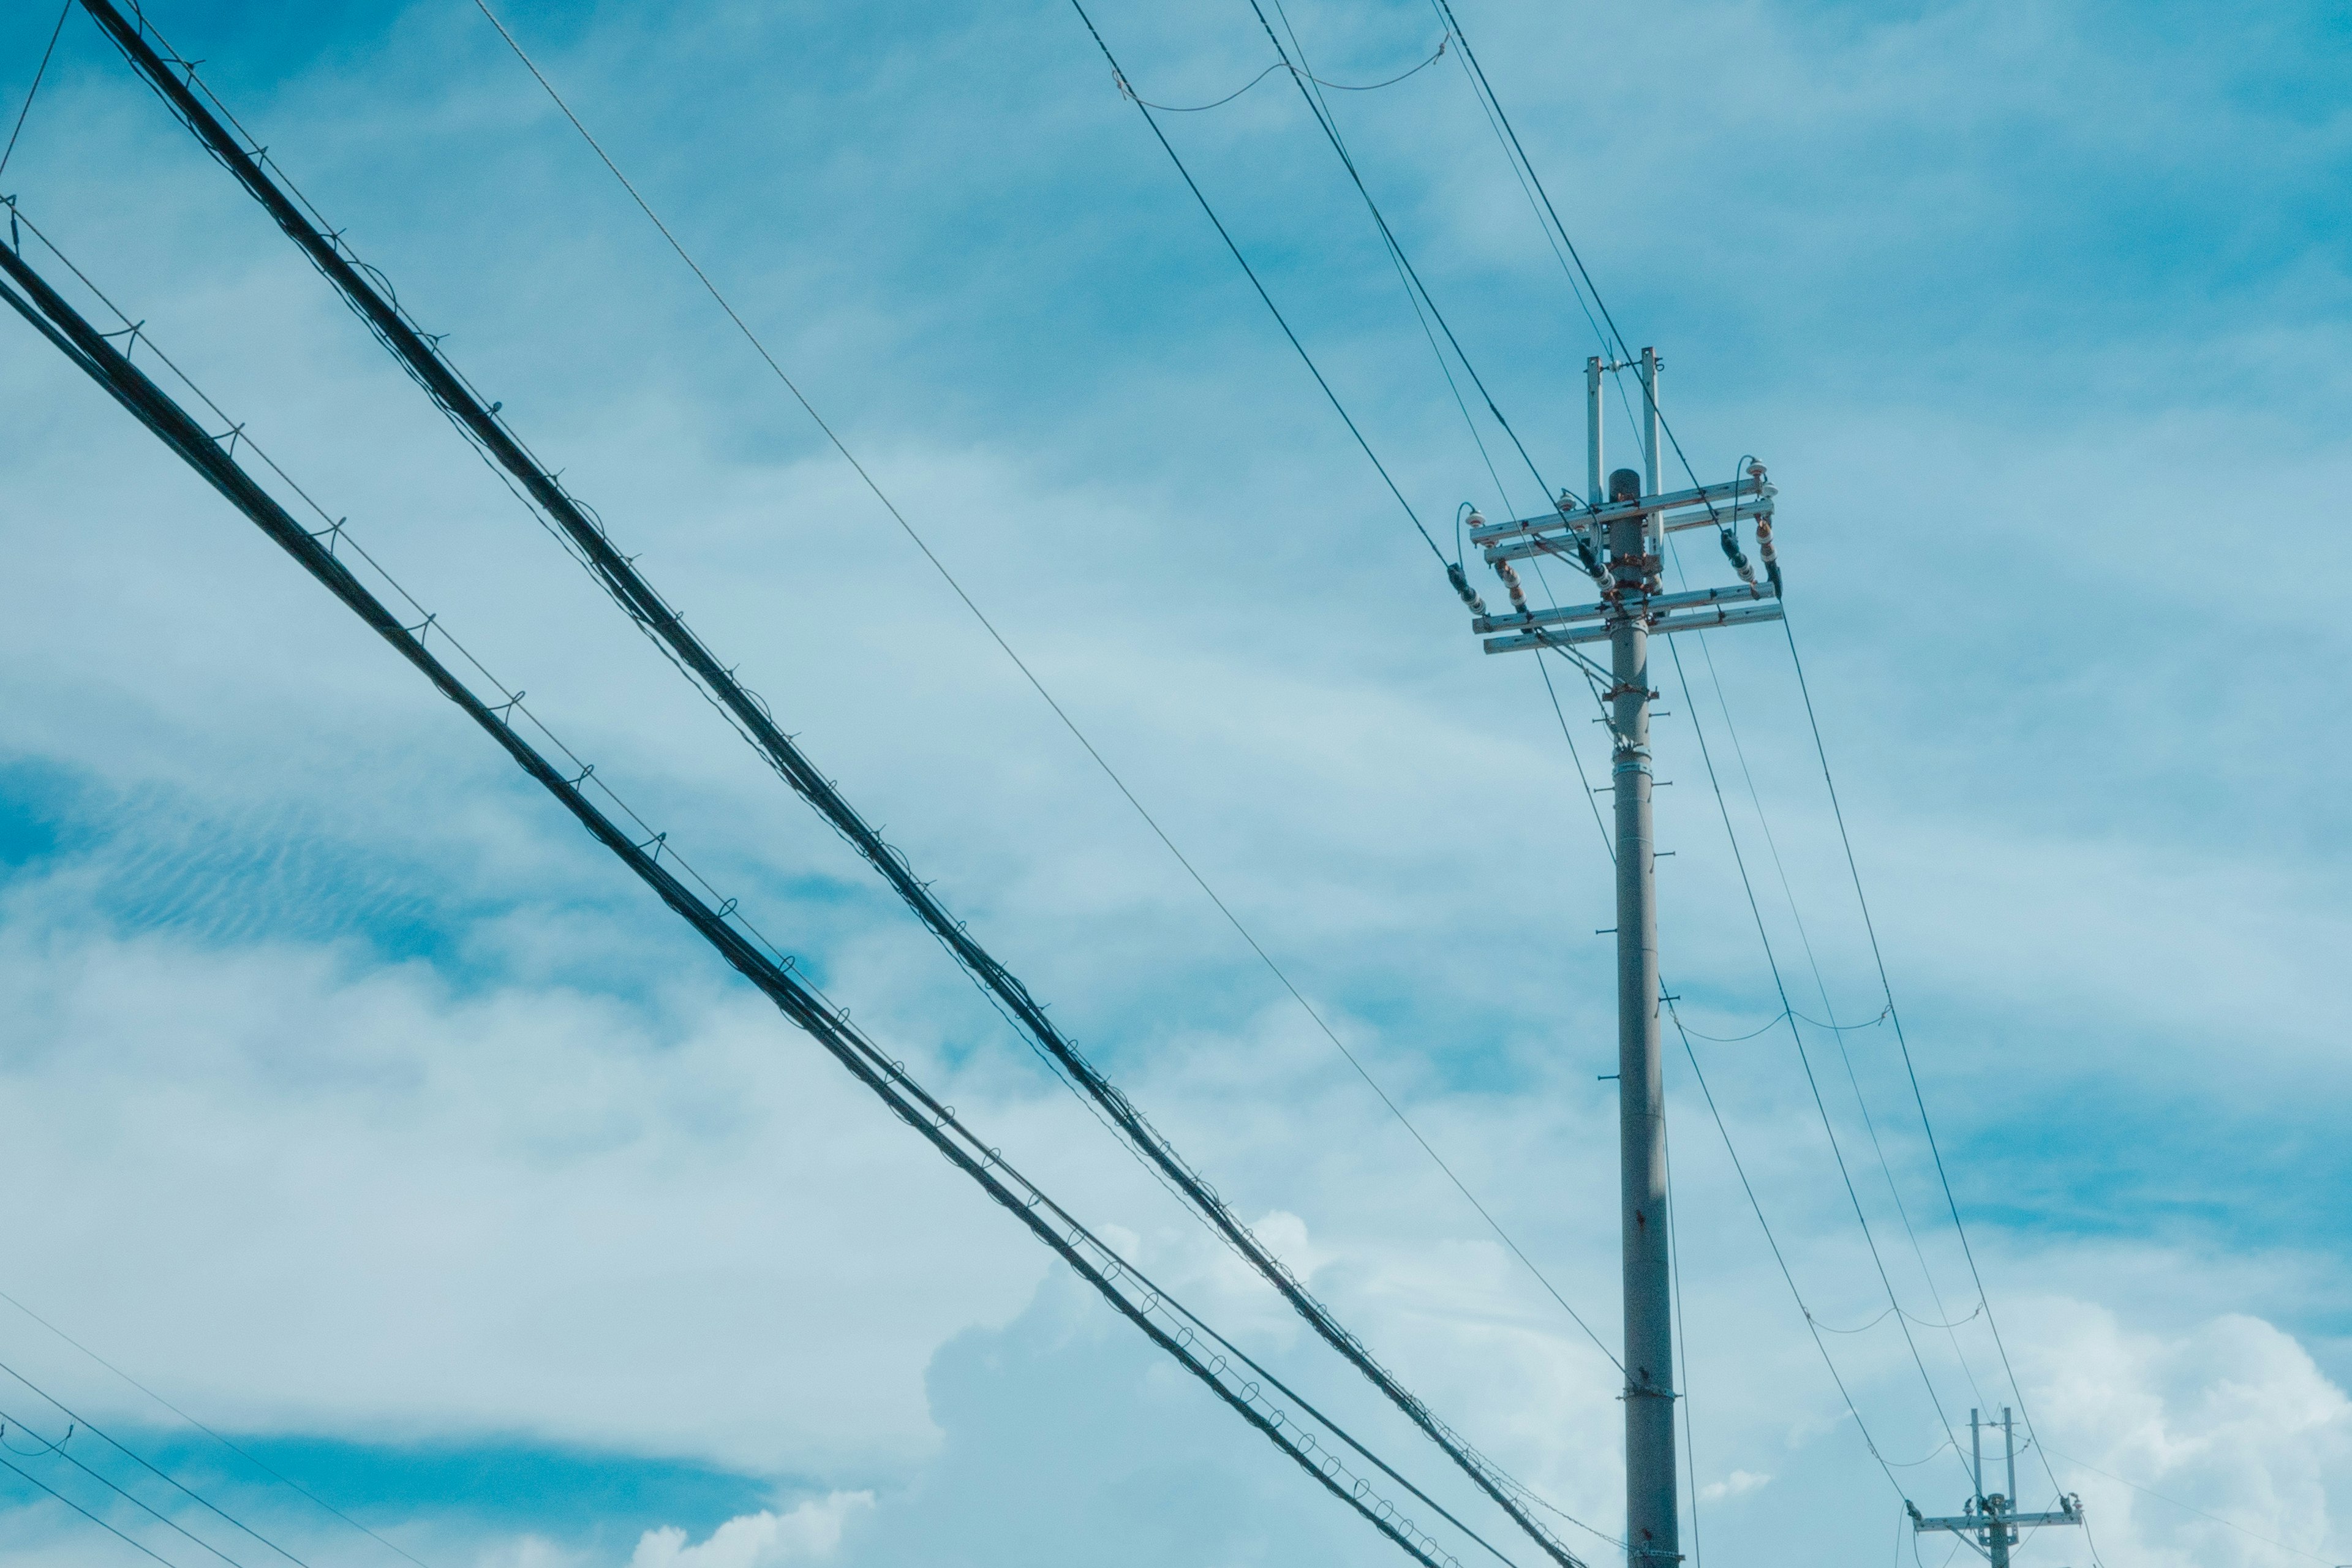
[70,6,1600,1560]
[0,230,1483,1568]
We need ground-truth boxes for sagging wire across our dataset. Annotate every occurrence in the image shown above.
[1120,29,1450,113]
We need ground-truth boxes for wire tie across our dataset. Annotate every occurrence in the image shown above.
[569,763,595,787]
[404,611,437,641]
[638,830,667,860]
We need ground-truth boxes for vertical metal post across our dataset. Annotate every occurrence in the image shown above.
[1608,461,1676,1568]
[2003,1406,2016,1508]
[1588,355,1605,505]
[1971,1408,1983,1504]
[1639,347,1662,555]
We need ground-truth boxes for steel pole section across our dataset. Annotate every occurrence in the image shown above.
[1607,463,1678,1568]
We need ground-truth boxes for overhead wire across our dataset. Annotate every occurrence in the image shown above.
[0,0,72,181]
[0,1399,255,1568]
[1658,627,1970,1485]
[0,230,1483,1568]
[1654,490,1997,1432]
[76,8,1619,1556]
[1781,619,2071,1507]
[0,1446,186,1567]
[0,1295,433,1568]
[1251,0,1566,510]
[1415,0,2048,1508]
[1121,30,1450,113]
[0,1352,316,1568]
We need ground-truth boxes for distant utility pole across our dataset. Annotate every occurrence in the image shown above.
[1910,1408,2086,1568]
[1453,350,1780,1567]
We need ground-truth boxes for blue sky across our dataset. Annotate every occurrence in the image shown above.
[0,1,2346,1565]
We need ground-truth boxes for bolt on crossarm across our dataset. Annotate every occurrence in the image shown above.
[1909,1408,2085,1568]
[1455,350,1782,1568]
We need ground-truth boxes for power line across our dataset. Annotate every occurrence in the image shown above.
[0,1354,314,1568]
[1063,0,1449,563]
[1250,0,1565,508]
[1658,627,1971,1487]
[1120,29,1450,113]
[0,0,73,181]
[0,1399,255,1568]
[0,1446,185,1568]
[1781,619,2071,1510]
[0,233,1474,1568]
[79,7,1614,1554]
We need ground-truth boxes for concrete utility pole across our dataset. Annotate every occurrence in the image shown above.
[1910,1408,2086,1568]
[1453,350,1782,1567]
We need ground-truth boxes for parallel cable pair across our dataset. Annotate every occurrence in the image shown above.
[0,230,1484,1568]
[68,2,1605,1560]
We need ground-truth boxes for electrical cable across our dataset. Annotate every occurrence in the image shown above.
[1533,631,1921,1527]
[1781,617,2072,1509]
[1656,507,1997,1431]
[0,233,1479,1568]
[75,10,1616,1556]
[2045,1447,2334,1561]
[1659,629,1971,1487]
[1121,31,1450,113]
[0,0,72,181]
[0,1401,255,1568]
[0,1355,315,1568]
[1250,0,1564,509]
[0,1301,431,1568]
[0,1445,186,1567]
[1062,0,1448,564]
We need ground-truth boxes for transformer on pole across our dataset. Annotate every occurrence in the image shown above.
[1455,350,1781,1566]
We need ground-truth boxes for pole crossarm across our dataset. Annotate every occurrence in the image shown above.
[1475,581,1776,638]
[1482,600,1783,655]
[1912,1507,2084,1533]
[1469,475,1773,562]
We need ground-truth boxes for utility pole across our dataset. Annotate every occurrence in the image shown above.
[1910,1408,2086,1567]
[1452,350,1781,1567]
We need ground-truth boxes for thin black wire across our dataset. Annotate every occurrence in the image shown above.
[76,25,1610,1561]
[1781,618,2068,1508]
[0,1355,314,1568]
[1664,1006,1909,1501]
[0,0,73,180]
[1,242,1471,1568]
[0,1401,254,1568]
[1660,631,1969,1488]
[458,0,1619,1378]
[1063,0,1448,563]
[2044,1446,2331,1564]
[1124,31,1449,113]
[1252,0,1561,508]
[0,1288,425,1568]
[1423,0,1715,513]
[0,1446,185,1567]
[1660,505,1996,1426]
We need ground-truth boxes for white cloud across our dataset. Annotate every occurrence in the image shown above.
[631,1493,873,1568]
[1699,1469,1771,1503]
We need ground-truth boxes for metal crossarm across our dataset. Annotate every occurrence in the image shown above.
[1482,600,1783,655]
[1469,475,1774,554]
[1474,581,1776,637]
